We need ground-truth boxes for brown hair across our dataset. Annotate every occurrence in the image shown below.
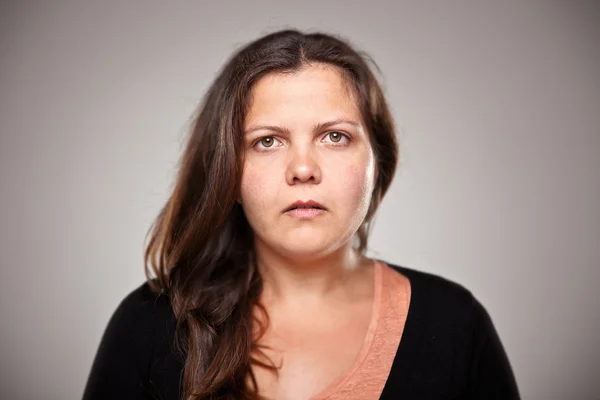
[144,29,398,399]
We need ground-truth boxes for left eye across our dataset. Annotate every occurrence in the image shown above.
[326,132,347,143]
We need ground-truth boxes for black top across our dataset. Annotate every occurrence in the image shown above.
[82,262,520,399]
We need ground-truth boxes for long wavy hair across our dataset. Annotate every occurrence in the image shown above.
[144,29,399,399]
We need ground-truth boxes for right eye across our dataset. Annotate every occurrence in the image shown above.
[252,136,280,151]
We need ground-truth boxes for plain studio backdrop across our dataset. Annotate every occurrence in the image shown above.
[1,1,599,399]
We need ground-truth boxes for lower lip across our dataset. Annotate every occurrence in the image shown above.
[285,207,325,219]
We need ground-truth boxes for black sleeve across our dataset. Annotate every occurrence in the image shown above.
[466,297,520,399]
[82,287,153,400]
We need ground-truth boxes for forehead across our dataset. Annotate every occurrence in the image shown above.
[244,64,361,126]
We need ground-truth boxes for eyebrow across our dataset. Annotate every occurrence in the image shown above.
[244,118,361,136]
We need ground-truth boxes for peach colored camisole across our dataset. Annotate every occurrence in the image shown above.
[310,260,412,400]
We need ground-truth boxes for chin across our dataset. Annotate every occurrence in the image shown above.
[275,235,341,259]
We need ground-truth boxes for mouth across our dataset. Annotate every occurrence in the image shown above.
[284,207,326,219]
[284,200,327,213]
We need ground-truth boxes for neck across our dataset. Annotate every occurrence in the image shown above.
[254,238,368,307]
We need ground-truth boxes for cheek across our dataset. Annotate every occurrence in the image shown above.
[240,171,262,208]
[239,162,277,220]
[335,152,376,209]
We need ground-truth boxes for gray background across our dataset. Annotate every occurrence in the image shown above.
[1,1,599,399]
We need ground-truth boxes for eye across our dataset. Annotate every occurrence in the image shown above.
[259,137,275,147]
[252,136,281,151]
[325,131,350,144]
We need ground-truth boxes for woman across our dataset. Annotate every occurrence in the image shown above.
[82,29,520,400]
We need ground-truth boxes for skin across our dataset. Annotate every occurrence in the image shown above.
[240,62,377,299]
[239,63,380,399]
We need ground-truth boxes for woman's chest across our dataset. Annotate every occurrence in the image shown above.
[250,309,373,400]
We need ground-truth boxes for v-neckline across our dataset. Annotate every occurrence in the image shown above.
[309,260,384,400]
[377,262,419,399]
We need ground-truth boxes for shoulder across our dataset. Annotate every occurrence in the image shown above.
[383,261,475,304]
[377,262,520,397]
[106,279,174,332]
[381,261,478,328]
[109,279,178,348]
[109,277,173,328]
[96,279,177,367]
[82,280,178,398]
[116,279,173,319]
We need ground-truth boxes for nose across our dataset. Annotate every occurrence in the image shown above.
[285,144,322,185]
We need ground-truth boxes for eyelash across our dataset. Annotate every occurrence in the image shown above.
[251,131,351,152]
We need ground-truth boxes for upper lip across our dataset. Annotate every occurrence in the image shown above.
[284,200,327,212]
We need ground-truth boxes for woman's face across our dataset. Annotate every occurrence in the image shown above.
[240,63,377,260]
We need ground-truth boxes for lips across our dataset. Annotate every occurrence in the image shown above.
[284,200,326,213]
